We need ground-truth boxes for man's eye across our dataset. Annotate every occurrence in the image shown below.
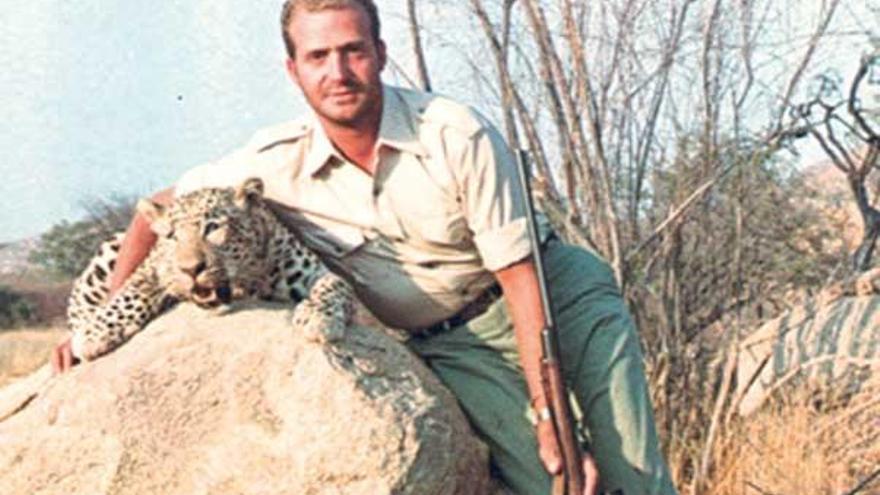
[308,51,328,62]
[345,45,367,58]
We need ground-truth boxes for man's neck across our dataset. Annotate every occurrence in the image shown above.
[325,124,379,175]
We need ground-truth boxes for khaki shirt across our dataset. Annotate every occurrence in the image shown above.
[176,85,532,329]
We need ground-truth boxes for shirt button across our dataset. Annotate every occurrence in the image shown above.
[373,185,382,197]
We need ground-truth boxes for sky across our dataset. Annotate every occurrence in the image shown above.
[1,2,290,242]
[0,1,424,243]
[0,1,875,244]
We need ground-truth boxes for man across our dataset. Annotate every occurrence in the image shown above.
[52,1,677,494]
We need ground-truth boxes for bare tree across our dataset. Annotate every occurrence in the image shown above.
[403,0,853,489]
[785,52,880,271]
[406,0,432,92]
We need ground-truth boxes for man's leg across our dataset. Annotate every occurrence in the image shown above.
[407,240,677,494]
[406,302,551,495]
[543,239,677,494]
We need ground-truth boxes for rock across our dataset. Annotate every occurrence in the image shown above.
[735,295,880,416]
[0,302,492,495]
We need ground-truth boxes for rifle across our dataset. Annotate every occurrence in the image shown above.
[515,149,584,495]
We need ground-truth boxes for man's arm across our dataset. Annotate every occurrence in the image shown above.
[494,257,599,495]
[51,187,175,374]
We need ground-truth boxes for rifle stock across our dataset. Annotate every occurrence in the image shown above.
[541,329,584,494]
[515,150,584,495]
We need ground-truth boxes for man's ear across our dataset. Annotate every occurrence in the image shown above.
[376,39,387,72]
[285,57,300,87]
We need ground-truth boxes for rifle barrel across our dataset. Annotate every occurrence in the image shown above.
[514,149,555,330]
[514,149,584,494]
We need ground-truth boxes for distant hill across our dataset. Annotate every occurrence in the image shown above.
[0,237,42,278]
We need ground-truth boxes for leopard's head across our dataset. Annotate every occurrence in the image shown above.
[138,177,275,307]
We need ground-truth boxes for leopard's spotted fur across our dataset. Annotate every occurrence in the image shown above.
[67,178,354,360]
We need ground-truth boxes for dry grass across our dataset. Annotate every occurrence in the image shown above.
[0,326,65,387]
[705,382,879,494]
[657,352,880,495]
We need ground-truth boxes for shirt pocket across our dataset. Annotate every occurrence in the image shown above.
[415,212,470,247]
[386,180,469,247]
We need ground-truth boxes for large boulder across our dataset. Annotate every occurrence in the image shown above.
[0,302,492,495]
[735,295,880,416]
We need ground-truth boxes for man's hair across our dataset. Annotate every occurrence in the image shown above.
[280,0,381,59]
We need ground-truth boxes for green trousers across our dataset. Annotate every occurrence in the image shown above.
[407,240,678,495]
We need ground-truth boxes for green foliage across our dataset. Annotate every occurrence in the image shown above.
[29,220,103,277]
[29,195,135,278]
[0,286,37,329]
[638,140,841,338]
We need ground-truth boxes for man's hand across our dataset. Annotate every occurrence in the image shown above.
[49,187,173,376]
[495,260,600,494]
[50,337,77,374]
[537,419,600,495]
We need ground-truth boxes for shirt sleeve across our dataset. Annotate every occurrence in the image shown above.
[456,120,531,272]
[174,145,260,197]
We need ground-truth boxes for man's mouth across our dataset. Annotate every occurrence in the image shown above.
[327,88,360,100]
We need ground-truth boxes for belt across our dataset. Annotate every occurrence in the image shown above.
[412,282,504,339]
[412,231,560,339]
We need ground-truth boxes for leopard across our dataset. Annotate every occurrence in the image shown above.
[67,177,355,361]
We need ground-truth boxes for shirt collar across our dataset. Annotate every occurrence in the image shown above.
[303,85,428,177]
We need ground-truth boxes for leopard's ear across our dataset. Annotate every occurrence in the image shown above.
[137,199,172,237]
[235,177,264,208]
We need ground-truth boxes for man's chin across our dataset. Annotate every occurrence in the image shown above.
[320,107,370,127]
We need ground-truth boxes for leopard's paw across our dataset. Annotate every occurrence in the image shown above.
[70,332,115,362]
[292,301,346,343]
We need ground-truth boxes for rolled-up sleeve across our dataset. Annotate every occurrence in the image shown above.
[174,146,258,197]
[457,122,531,272]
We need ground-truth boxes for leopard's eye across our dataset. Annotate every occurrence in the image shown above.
[203,221,220,237]
[203,220,230,246]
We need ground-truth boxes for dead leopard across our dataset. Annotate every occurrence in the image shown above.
[67,177,354,361]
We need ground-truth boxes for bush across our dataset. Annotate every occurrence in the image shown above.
[0,286,37,329]
[29,195,135,278]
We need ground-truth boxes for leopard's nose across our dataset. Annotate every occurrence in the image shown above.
[216,286,232,304]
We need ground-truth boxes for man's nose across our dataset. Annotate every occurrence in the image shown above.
[327,52,353,80]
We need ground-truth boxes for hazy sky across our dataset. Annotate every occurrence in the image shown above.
[1,2,285,241]
[0,1,424,243]
[0,1,875,243]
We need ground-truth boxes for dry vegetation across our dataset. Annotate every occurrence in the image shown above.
[0,327,65,388]
[649,333,880,495]
[699,380,880,494]
[401,1,879,492]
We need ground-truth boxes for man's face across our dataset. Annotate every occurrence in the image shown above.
[285,6,386,129]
